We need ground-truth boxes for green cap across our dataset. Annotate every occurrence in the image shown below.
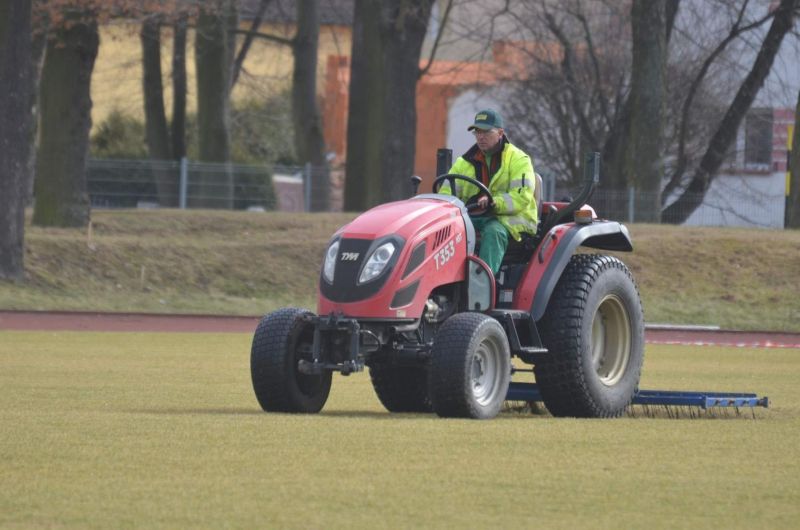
[467,109,504,131]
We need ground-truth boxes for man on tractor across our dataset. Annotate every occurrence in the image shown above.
[441,109,538,274]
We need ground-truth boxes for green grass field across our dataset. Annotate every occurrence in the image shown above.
[1,330,798,529]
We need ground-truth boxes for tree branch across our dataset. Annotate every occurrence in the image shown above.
[419,0,453,78]
[663,0,774,199]
[543,11,599,149]
[662,0,798,223]
[231,27,293,47]
[231,0,273,88]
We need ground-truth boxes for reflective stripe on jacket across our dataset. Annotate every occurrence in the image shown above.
[440,137,538,241]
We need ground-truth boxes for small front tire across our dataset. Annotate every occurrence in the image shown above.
[250,308,332,413]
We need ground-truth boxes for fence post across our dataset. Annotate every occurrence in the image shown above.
[628,186,635,223]
[304,162,312,212]
[179,157,188,209]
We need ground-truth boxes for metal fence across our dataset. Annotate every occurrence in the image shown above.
[86,159,787,228]
[87,158,304,211]
[542,173,786,229]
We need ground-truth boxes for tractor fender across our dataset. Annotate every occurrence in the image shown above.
[526,221,633,321]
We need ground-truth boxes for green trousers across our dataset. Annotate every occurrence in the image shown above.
[471,217,509,274]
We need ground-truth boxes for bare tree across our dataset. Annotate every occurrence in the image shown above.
[231,0,272,89]
[344,0,435,210]
[503,0,796,223]
[141,14,175,205]
[662,0,798,223]
[194,0,236,208]
[33,8,98,227]
[627,0,667,222]
[171,13,188,161]
[230,0,330,210]
[0,0,34,280]
[292,0,329,211]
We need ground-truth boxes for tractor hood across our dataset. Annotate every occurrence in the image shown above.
[318,195,475,316]
[339,198,458,240]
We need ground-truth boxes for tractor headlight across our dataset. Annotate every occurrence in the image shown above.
[322,240,340,283]
[358,242,396,284]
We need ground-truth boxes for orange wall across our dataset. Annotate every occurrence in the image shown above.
[323,55,510,193]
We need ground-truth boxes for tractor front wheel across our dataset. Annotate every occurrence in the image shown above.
[250,308,332,413]
[534,254,644,418]
[429,313,511,419]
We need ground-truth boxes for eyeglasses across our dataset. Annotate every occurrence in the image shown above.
[472,129,498,137]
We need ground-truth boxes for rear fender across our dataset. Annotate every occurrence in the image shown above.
[511,221,632,321]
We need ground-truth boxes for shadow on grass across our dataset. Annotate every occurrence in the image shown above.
[124,407,409,419]
[124,408,263,416]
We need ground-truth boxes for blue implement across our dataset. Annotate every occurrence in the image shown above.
[505,383,769,409]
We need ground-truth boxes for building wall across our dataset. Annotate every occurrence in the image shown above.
[684,171,786,228]
[684,108,793,228]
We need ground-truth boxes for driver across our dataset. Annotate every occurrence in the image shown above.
[440,109,538,274]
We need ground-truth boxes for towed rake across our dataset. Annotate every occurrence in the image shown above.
[506,382,770,418]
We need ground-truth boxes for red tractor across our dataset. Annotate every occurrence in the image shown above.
[250,152,644,419]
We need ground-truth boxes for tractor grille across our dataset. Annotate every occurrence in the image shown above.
[432,226,451,250]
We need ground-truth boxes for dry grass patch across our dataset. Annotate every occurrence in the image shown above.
[1,210,799,330]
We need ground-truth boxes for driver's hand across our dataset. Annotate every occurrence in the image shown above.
[477,196,489,209]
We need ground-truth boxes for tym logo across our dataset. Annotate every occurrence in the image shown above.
[341,252,360,261]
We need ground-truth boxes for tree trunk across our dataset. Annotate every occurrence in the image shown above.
[628,0,666,222]
[33,12,98,227]
[141,16,176,206]
[292,0,329,211]
[195,3,233,208]
[787,89,800,228]
[345,0,384,211]
[662,0,798,224]
[171,14,187,161]
[25,26,46,206]
[601,97,632,192]
[380,1,433,203]
[0,0,33,280]
[344,0,433,210]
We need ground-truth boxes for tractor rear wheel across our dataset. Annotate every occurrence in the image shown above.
[369,363,432,413]
[429,313,511,419]
[534,254,644,417]
[250,308,332,413]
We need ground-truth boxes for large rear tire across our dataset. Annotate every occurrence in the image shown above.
[429,313,511,419]
[250,308,332,413]
[369,362,432,413]
[534,254,644,418]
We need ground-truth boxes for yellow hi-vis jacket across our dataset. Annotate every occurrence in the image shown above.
[440,137,538,241]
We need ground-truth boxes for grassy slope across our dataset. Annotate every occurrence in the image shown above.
[1,210,799,331]
[1,331,797,529]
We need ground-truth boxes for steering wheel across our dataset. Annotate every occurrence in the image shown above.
[432,173,494,212]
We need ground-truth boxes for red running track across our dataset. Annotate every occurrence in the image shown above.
[1,310,799,349]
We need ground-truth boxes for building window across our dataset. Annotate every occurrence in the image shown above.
[745,108,773,168]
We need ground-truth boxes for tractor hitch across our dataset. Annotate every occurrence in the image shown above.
[301,313,376,375]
